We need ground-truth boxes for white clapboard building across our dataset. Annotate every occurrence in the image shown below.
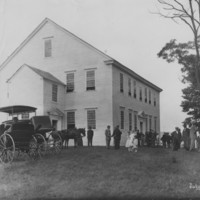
[0,18,162,145]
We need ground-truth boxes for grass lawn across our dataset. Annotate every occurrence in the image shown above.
[1,146,200,200]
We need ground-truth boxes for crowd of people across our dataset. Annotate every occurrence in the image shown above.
[162,121,200,152]
[83,121,200,153]
[86,125,159,152]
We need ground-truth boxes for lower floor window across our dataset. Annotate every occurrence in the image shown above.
[67,111,75,129]
[120,110,124,129]
[87,110,96,129]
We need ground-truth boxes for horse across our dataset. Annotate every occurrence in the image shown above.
[59,128,86,148]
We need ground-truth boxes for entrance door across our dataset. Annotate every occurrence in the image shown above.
[140,122,143,133]
[52,120,58,130]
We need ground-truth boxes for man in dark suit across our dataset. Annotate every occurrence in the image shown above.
[112,125,122,149]
[182,123,190,151]
[87,126,94,147]
[171,127,181,151]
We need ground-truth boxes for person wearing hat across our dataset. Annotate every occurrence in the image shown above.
[87,126,94,147]
[171,127,181,151]
[112,125,122,150]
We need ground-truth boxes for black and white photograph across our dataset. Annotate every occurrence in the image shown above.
[0,0,200,199]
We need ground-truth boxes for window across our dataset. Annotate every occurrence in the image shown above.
[133,81,137,98]
[128,78,131,96]
[154,117,157,132]
[67,111,75,129]
[120,110,124,129]
[139,87,142,101]
[87,110,96,129]
[120,73,124,93]
[154,94,156,106]
[66,73,74,92]
[129,111,132,131]
[145,117,148,132]
[149,89,151,104]
[52,84,58,102]
[21,113,29,119]
[134,111,137,130]
[145,88,148,103]
[149,115,152,131]
[44,39,52,57]
[86,70,95,91]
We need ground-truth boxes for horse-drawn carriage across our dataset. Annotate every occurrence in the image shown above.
[0,105,62,164]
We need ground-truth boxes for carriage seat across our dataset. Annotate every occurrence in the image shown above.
[8,123,35,144]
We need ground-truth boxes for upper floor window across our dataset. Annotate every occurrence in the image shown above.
[86,70,95,91]
[139,87,142,101]
[145,88,148,103]
[44,39,52,57]
[149,89,151,104]
[66,73,74,93]
[128,78,131,96]
[87,109,96,129]
[120,73,124,93]
[52,84,58,102]
[154,94,157,106]
[133,81,137,98]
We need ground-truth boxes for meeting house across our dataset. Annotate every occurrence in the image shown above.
[0,18,162,145]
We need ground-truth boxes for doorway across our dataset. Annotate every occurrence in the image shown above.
[140,121,143,133]
[52,120,58,130]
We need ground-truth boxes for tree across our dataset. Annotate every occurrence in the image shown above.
[157,0,200,88]
[157,0,200,123]
[158,39,200,122]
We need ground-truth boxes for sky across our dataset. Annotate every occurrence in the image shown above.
[0,0,194,132]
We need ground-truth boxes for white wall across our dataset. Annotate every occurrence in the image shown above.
[0,19,161,146]
[112,66,161,145]
[0,20,113,145]
[7,66,44,114]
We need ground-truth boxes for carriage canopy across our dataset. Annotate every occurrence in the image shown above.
[0,105,37,115]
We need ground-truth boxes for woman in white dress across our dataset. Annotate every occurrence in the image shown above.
[125,131,138,152]
[125,131,132,151]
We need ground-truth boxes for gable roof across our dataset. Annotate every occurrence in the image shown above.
[7,64,65,86]
[0,18,111,72]
[0,18,162,92]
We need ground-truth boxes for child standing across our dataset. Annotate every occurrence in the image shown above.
[132,131,138,152]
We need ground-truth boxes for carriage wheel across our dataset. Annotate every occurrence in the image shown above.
[34,133,47,156]
[0,133,15,164]
[28,137,40,160]
[48,131,62,153]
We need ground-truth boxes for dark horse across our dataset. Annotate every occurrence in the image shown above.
[59,128,85,148]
